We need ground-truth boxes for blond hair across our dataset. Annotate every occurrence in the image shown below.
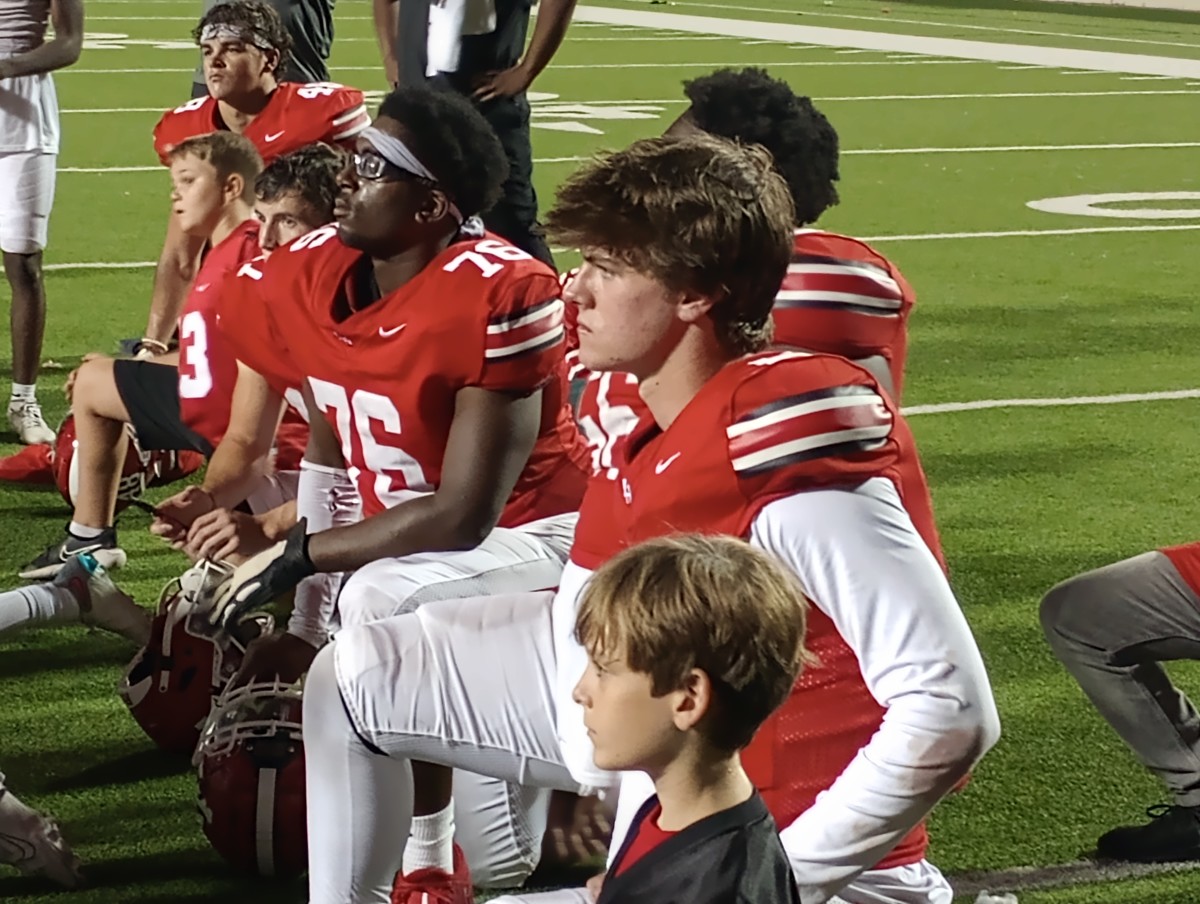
[575,534,809,753]
[545,134,794,356]
[168,131,263,203]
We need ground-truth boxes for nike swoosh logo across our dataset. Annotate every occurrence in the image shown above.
[655,452,681,474]
[264,131,285,142]
[195,283,210,293]
[378,324,407,338]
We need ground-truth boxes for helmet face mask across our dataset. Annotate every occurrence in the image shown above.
[117,563,274,756]
[195,678,308,878]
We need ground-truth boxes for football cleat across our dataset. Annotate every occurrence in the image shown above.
[0,789,82,888]
[195,678,307,877]
[53,553,150,645]
[19,526,126,581]
[391,844,474,904]
[7,401,55,446]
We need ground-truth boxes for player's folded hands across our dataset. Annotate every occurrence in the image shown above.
[185,507,274,564]
[150,485,215,543]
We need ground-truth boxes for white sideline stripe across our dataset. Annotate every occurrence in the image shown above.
[58,60,984,74]
[640,1,1200,52]
[44,223,1200,272]
[56,89,1200,114]
[56,141,1200,172]
[862,224,1200,242]
[572,5,1200,77]
[903,390,1200,417]
[950,856,1200,898]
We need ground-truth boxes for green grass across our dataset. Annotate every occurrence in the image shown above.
[5,0,1200,900]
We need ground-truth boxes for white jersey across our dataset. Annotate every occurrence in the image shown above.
[0,0,59,154]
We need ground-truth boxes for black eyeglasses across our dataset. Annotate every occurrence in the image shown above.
[351,151,436,186]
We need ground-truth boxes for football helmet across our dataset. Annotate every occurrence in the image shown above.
[118,559,273,755]
[195,678,307,878]
[53,415,204,515]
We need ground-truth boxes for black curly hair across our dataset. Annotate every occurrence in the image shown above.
[378,86,509,219]
[193,0,292,78]
[255,143,344,220]
[682,67,840,226]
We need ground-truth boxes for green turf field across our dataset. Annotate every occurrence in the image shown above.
[4,0,1200,900]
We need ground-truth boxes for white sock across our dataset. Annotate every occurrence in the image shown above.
[403,803,455,875]
[0,584,80,634]
[9,382,35,404]
[67,521,105,540]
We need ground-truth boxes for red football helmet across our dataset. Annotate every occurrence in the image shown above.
[53,416,204,514]
[195,679,307,878]
[118,560,273,755]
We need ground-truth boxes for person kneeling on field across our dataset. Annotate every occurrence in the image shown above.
[501,534,808,904]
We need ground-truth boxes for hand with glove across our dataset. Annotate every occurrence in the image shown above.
[209,518,315,630]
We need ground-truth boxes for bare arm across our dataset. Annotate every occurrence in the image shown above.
[307,385,541,573]
[146,215,206,347]
[202,363,289,509]
[0,0,83,78]
[518,0,577,84]
[372,0,400,86]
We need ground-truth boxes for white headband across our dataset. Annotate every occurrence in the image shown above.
[199,22,275,51]
[362,125,463,222]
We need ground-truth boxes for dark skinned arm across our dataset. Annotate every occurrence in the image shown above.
[0,0,83,78]
[473,0,578,101]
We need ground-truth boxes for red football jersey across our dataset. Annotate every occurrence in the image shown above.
[177,219,262,449]
[567,230,916,478]
[571,350,943,871]
[255,226,589,521]
[153,82,370,166]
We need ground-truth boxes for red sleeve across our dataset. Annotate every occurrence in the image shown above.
[773,232,913,361]
[308,83,370,146]
[725,352,901,502]
[152,97,213,166]
[215,256,297,397]
[475,271,566,393]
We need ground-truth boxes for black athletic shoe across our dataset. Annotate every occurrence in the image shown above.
[18,527,127,581]
[1096,804,1200,863]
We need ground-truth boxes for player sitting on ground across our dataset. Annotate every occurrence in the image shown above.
[137,0,368,366]
[19,133,314,580]
[289,134,999,904]
[573,67,917,483]
[0,769,80,888]
[571,535,807,904]
[205,86,590,888]
[150,142,348,567]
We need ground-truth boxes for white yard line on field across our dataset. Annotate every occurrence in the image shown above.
[56,88,1200,115]
[904,389,1200,416]
[617,0,1200,52]
[56,140,1200,172]
[572,5,1200,77]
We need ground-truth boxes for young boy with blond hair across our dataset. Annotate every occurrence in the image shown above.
[572,533,807,904]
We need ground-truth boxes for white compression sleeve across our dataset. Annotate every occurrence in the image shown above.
[286,460,363,645]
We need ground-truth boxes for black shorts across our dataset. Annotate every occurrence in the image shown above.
[112,359,213,457]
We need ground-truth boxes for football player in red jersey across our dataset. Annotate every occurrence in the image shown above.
[293,135,998,904]
[206,86,589,892]
[139,0,369,372]
[18,135,323,581]
[572,67,916,484]
[150,142,348,564]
